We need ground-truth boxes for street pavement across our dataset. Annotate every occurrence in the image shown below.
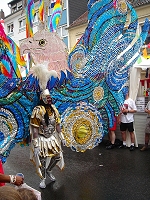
[3,142,150,200]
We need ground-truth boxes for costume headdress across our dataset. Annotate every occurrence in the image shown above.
[40,89,51,104]
[31,61,57,103]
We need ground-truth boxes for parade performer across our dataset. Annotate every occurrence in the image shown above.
[30,89,65,189]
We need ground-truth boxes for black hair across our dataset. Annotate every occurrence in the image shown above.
[39,99,55,126]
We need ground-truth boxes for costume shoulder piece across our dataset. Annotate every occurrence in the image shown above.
[31,105,46,120]
[30,106,46,127]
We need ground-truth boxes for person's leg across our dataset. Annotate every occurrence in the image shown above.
[107,131,111,144]
[129,132,135,151]
[145,133,150,147]
[110,117,117,144]
[39,157,46,189]
[118,122,127,148]
[121,131,126,144]
[118,131,127,148]
[141,119,150,151]
[106,131,116,149]
[108,131,111,141]
[140,133,150,151]
[130,132,135,144]
[128,122,135,151]
[110,131,116,144]
[106,116,117,149]
[46,155,60,181]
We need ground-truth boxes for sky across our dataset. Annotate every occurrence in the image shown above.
[0,0,11,17]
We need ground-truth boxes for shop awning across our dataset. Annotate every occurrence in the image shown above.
[133,56,150,69]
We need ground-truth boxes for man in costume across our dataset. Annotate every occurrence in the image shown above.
[30,89,65,189]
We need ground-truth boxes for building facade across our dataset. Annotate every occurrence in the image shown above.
[68,1,150,52]
[3,0,87,49]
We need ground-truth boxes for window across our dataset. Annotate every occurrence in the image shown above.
[62,25,68,37]
[49,0,55,15]
[63,0,66,9]
[17,1,22,10]
[11,5,17,13]
[33,12,38,24]
[57,27,61,37]
[56,25,68,38]
[19,19,25,31]
[7,23,14,34]
[19,19,25,28]
[49,8,52,16]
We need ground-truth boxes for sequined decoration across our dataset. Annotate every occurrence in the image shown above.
[51,0,149,152]
[93,86,104,102]
[61,102,103,152]
[68,44,88,77]
[117,0,128,14]
[0,108,18,159]
[0,74,39,162]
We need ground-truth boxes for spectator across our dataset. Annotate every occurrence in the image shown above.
[118,92,137,151]
[140,100,150,151]
[0,185,22,200]
[0,174,24,186]
[106,116,117,149]
[17,188,38,200]
[0,159,23,186]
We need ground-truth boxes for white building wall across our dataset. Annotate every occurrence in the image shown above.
[4,3,39,46]
[3,0,69,47]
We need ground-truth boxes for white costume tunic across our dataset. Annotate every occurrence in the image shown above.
[30,104,64,179]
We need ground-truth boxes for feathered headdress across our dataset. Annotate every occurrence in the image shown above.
[31,61,58,91]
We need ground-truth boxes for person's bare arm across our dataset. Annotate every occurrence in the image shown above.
[0,173,10,183]
[127,109,137,113]
[145,108,150,114]
[0,173,23,186]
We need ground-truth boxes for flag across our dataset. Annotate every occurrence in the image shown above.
[142,48,147,58]
[26,0,35,38]
[39,0,44,21]
[137,56,142,64]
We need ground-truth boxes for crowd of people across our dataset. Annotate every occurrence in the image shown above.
[106,92,150,152]
[106,92,137,151]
